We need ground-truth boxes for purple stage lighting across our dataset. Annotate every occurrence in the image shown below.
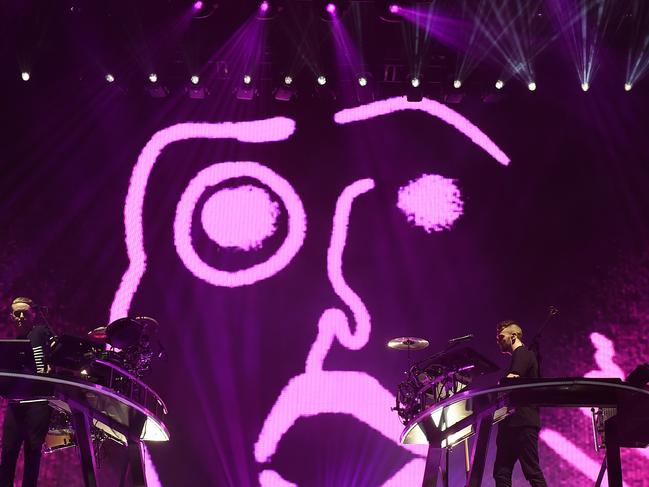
[624,82,633,92]
[21,71,30,82]
[105,73,115,83]
[389,4,399,14]
[148,73,158,83]
[259,1,269,12]
[326,3,336,15]
[193,1,203,10]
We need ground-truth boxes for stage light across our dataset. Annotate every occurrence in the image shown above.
[243,74,252,85]
[191,75,200,85]
[317,75,327,86]
[105,73,115,83]
[193,1,203,10]
[358,76,367,87]
[495,80,504,90]
[527,81,537,91]
[326,3,336,15]
[389,4,400,14]
[149,73,158,83]
[581,82,589,92]
[275,77,296,101]
[260,1,269,12]
[453,79,462,89]
[21,71,30,81]
[410,77,420,88]
[624,82,632,92]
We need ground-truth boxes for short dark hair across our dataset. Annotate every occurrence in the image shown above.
[497,320,523,341]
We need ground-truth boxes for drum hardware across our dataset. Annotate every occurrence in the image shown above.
[87,326,108,341]
[392,345,498,425]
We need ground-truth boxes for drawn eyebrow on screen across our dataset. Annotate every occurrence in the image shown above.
[334,96,510,166]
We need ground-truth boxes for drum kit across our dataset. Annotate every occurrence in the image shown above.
[387,335,498,425]
[43,316,164,455]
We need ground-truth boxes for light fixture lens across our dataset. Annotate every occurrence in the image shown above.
[495,80,504,90]
[527,81,537,91]
[149,73,158,83]
[21,71,30,81]
[389,4,400,14]
[326,3,336,14]
[193,1,203,10]
[260,1,269,12]
[317,75,327,86]
[624,82,632,92]
[284,75,293,85]
[453,79,462,89]
[358,76,367,87]
[581,82,589,92]
[191,75,200,85]
[411,77,420,88]
[105,73,115,83]
[243,74,252,85]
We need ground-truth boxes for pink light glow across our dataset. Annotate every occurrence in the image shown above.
[109,117,295,321]
[193,0,203,10]
[200,185,280,250]
[538,332,649,481]
[540,429,627,487]
[259,469,296,487]
[397,174,463,233]
[389,4,400,14]
[259,1,269,12]
[255,179,427,485]
[334,97,510,166]
[326,3,336,14]
[175,162,306,287]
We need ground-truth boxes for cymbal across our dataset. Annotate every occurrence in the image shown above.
[87,326,108,341]
[106,318,143,349]
[387,336,429,351]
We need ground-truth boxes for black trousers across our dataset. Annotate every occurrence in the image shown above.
[493,425,547,487]
[0,402,52,487]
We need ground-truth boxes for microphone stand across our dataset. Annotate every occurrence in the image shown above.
[528,306,558,377]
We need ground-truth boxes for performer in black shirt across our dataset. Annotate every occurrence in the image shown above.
[0,297,54,487]
[493,320,547,487]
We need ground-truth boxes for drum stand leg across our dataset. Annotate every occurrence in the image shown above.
[594,457,607,487]
[127,441,147,487]
[70,409,98,487]
[422,446,442,487]
[467,414,493,487]
[604,419,623,487]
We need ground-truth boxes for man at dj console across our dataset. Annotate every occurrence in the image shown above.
[0,297,54,487]
[493,320,548,487]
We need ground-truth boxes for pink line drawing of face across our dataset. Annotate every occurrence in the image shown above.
[110,97,510,486]
[254,96,510,485]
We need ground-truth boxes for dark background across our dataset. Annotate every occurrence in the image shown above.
[1,1,649,486]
